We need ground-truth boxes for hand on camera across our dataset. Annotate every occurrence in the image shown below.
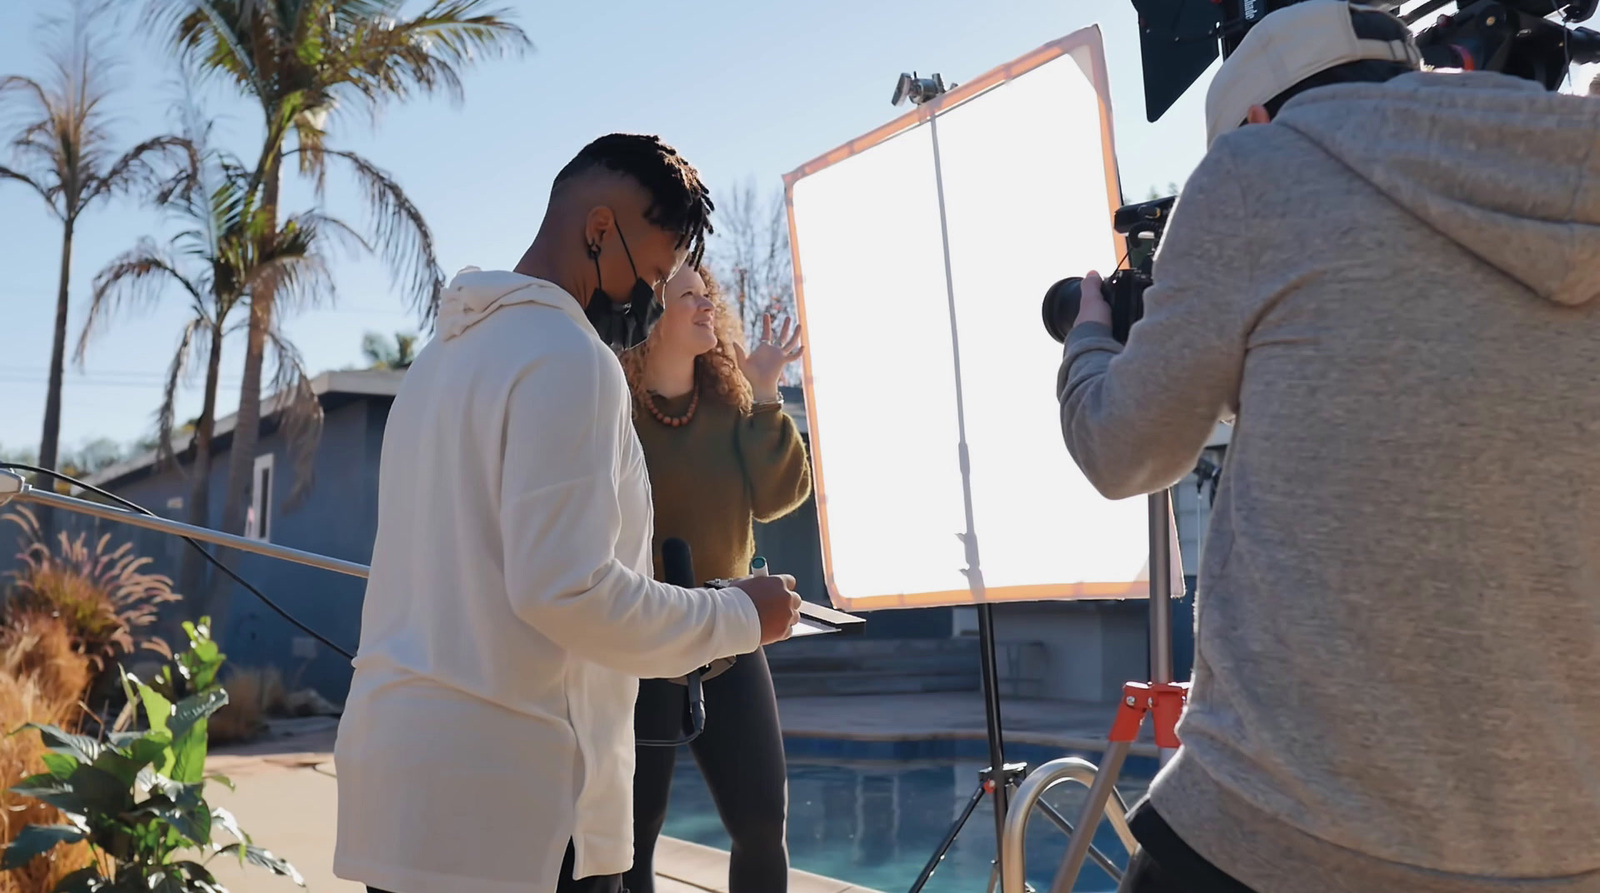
[1075,271,1113,330]
[731,573,803,645]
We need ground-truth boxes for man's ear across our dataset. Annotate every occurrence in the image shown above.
[584,206,616,251]
[1245,105,1271,126]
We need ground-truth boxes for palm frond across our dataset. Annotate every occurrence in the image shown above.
[291,209,371,255]
[88,134,201,205]
[290,100,333,188]
[0,75,55,118]
[79,243,205,363]
[156,0,267,99]
[361,329,415,369]
[0,164,54,207]
[155,317,205,470]
[319,148,442,326]
[334,0,529,108]
[245,232,342,316]
[0,5,176,225]
[360,330,392,367]
[328,0,409,30]
[263,330,323,509]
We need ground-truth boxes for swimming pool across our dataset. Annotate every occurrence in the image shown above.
[661,754,1153,893]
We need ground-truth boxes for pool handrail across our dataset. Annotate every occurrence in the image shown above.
[999,757,1137,893]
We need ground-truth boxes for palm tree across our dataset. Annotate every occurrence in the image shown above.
[78,114,362,601]
[156,0,529,538]
[0,0,191,477]
[361,330,417,370]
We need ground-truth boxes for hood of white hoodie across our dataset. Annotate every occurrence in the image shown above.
[437,268,587,341]
[1270,71,1600,307]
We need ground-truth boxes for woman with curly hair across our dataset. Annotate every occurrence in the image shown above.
[620,263,811,893]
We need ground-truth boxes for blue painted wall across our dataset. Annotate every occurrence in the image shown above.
[54,386,951,704]
[75,396,386,699]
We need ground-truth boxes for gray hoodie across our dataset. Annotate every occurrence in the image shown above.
[1059,71,1600,891]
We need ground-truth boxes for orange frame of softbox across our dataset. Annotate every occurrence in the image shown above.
[783,26,1135,612]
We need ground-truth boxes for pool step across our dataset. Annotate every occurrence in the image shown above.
[766,637,982,697]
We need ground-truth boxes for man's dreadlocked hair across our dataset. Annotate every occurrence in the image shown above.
[553,133,716,266]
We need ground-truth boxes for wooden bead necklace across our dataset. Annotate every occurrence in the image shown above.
[643,388,699,428]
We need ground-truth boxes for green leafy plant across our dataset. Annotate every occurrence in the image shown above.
[0,619,302,892]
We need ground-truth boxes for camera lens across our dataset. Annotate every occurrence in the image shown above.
[1041,277,1084,344]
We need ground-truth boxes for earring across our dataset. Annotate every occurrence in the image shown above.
[586,241,601,259]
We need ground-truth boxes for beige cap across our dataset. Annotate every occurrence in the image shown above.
[1204,0,1420,148]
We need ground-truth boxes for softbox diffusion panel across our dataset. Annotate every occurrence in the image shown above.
[787,27,1179,612]
[783,117,969,604]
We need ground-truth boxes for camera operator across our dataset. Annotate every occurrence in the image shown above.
[1057,2,1600,891]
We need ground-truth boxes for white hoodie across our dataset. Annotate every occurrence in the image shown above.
[333,269,762,893]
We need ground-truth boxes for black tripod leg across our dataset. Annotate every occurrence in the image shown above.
[909,780,987,893]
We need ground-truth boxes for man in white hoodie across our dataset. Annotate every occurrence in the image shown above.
[333,134,804,893]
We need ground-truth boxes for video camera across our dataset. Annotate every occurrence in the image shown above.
[1041,0,1600,346]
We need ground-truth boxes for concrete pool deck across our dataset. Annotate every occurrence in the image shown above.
[203,692,1143,892]
[203,739,884,893]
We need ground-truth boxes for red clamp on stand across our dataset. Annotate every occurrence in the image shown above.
[1109,681,1189,750]
[1044,490,1189,893]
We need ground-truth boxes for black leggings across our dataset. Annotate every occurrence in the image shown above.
[625,647,788,893]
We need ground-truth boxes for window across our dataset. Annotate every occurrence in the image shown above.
[246,453,274,542]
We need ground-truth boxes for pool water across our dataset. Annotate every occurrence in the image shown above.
[661,758,1152,893]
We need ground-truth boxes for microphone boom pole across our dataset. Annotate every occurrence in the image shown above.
[0,470,367,578]
[0,470,864,635]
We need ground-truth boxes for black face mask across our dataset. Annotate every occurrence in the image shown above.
[584,223,663,351]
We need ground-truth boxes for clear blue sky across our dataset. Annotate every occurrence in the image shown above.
[0,0,1221,455]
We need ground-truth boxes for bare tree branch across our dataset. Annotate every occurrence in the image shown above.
[707,179,799,385]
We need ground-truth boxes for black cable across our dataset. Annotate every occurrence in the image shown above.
[1,462,356,659]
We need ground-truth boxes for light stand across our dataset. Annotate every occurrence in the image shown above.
[900,80,1027,893]
[1037,489,1186,893]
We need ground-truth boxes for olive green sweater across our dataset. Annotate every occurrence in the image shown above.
[633,392,812,584]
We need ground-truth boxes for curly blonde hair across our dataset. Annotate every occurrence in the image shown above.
[621,264,754,415]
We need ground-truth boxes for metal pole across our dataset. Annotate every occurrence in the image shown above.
[1002,756,1134,893]
[1,470,862,635]
[1043,489,1179,892]
[5,478,371,579]
[927,107,1010,858]
[1047,740,1131,893]
[1148,489,1174,686]
[976,602,1009,809]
